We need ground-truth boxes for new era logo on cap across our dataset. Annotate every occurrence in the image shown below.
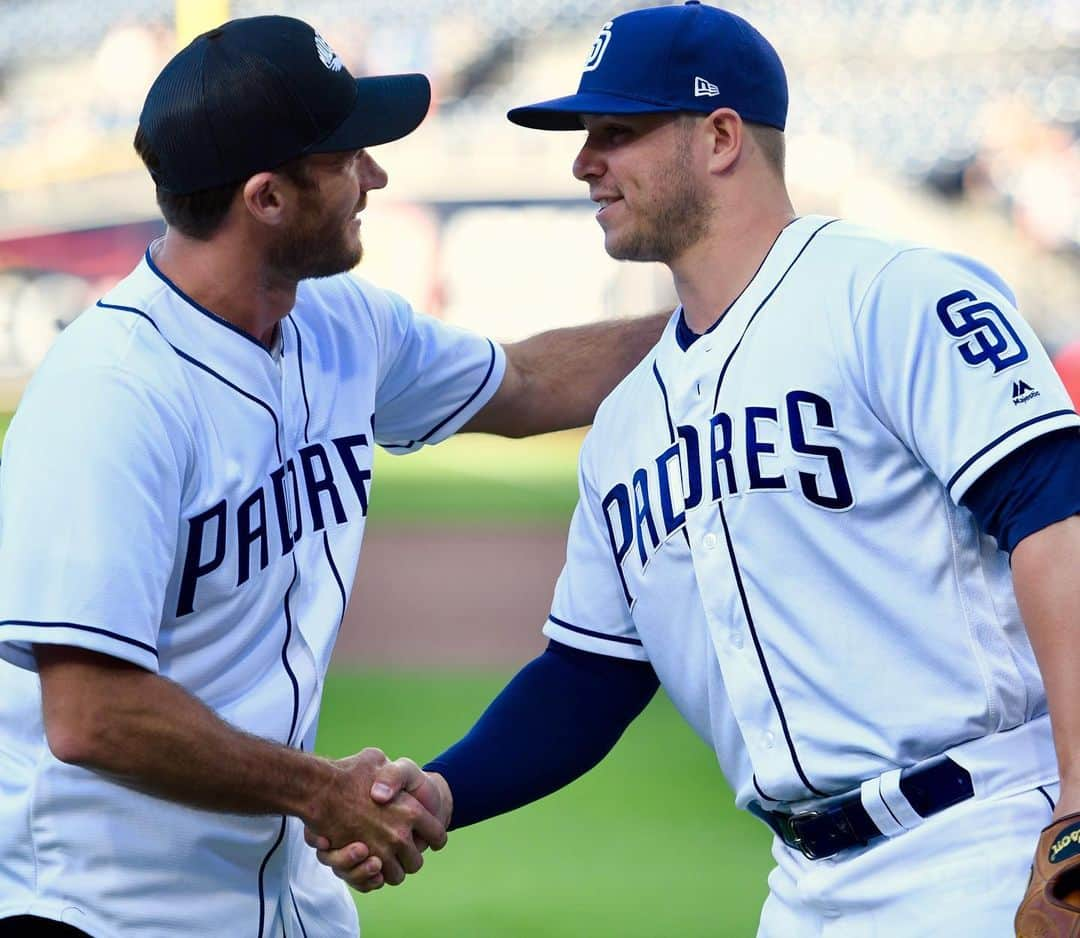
[694,76,719,97]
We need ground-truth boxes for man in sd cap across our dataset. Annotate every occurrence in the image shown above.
[0,15,666,938]
[321,3,1080,934]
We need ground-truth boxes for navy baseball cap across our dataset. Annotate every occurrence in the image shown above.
[508,1,786,132]
[139,16,431,194]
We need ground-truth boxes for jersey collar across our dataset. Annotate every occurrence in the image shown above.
[144,242,277,359]
[101,246,285,405]
[670,215,837,356]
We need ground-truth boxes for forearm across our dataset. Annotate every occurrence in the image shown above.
[465,312,669,437]
[425,641,659,828]
[37,645,333,823]
[1011,516,1080,814]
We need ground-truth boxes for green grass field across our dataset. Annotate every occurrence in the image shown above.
[318,672,774,937]
[366,430,584,526]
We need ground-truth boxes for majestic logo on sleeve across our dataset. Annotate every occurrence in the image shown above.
[583,21,613,72]
[1011,380,1040,405]
[602,390,854,603]
[936,290,1028,374]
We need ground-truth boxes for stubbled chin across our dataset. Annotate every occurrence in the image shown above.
[603,232,626,258]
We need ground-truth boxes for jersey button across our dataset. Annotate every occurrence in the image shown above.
[702,532,718,550]
[729,630,744,649]
[762,731,776,750]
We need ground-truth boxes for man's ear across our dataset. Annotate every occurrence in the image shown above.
[241,172,289,227]
[703,107,743,175]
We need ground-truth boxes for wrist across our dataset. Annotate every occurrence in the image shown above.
[290,753,341,828]
[428,771,453,827]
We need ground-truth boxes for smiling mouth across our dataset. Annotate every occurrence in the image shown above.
[594,196,623,218]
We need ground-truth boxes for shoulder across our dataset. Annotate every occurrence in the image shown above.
[813,221,1014,322]
[8,351,191,476]
[815,218,920,259]
[291,275,429,373]
[813,220,922,291]
[293,274,408,333]
[17,298,193,457]
[35,304,185,408]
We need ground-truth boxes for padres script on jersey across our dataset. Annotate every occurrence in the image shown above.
[545,216,1077,806]
[0,246,505,936]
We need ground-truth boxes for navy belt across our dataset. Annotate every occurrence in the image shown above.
[750,756,974,860]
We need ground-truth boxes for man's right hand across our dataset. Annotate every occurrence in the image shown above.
[306,757,452,891]
[305,749,449,887]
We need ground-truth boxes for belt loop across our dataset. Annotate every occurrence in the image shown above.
[859,776,904,837]
[880,768,925,830]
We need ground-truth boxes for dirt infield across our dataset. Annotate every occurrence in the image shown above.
[333,527,569,668]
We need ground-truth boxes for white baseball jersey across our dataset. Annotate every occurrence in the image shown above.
[544,215,1077,809]
[0,244,505,937]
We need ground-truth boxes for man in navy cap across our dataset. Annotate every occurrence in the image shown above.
[319,3,1080,934]
[0,14,667,937]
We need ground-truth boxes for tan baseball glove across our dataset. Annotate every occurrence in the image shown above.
[1016,813,1080,937]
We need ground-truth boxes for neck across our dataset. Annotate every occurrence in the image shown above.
[151,228,296,348]
[670,189,796,335]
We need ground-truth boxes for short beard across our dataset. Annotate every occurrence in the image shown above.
[268,191,362,282]
[606,133,711,264]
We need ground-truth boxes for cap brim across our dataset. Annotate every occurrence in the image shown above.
[507,92,681,130]
[312,73,431,151]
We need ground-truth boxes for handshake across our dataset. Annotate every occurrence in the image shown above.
[303,748,451,892]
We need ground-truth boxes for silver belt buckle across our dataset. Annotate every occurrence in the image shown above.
[783,809,827,860]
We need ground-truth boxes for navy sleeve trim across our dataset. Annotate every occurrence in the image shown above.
[961,428,1080,553]
[381,340,498,450]
[424,640,659,829]
[946,410,1078,497]
[547,614,644,647]
[0,620,159,658]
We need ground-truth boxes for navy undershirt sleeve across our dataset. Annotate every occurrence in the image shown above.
[962,428,1080,553]
[424,640,660,829]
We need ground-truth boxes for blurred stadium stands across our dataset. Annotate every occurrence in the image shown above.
[0,0,1076,381]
